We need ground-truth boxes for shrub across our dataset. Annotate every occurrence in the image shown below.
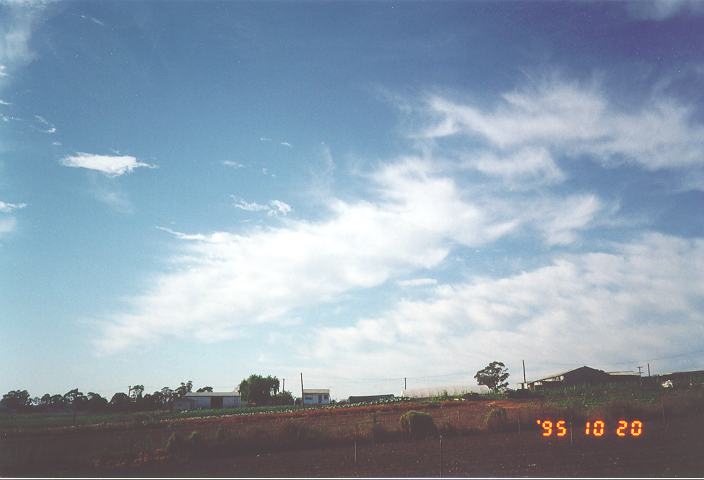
[484,407,507,432]
[164,432,183,455]
[400,411,437,439]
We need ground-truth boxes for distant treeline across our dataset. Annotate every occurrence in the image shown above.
[1,380,205,413]
[1,375,295,414]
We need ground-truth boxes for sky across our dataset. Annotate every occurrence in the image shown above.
[1,0,704,401]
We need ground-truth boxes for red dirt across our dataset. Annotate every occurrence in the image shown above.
[12,412,704,477]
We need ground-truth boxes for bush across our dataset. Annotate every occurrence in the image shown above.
[485,407,507,432]
[164,432,183,455]
[400,411,437,439]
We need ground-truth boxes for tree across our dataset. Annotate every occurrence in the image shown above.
[271,390,294,405]
[1,390,31,411]
[85,392,109,412]
[238,375,280,405]
[196,386,213,393]
[109,392,131,412]
[63,389,87,408]
[129,385,145,400]
[474,361,510,393]
[175,380,193,398]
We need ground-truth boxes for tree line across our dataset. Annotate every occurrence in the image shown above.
[1,374,296,414]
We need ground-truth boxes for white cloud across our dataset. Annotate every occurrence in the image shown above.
[280,141,293,148]
[421,78,704,171]
[309,233,704,383]
[464,147,565,187]
[259,137,272,142]
[397,278,438,287]
[95,159,527,353]
[79,14,105,27]
[0,64,7,77]
[61,152,157,177]
[0,200,26,213]
[222,160,244,168]
[0,98,10,105]
[231,197,292,216]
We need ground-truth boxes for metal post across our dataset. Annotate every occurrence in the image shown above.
[647,363,651,377]
[522,360,527,389]
[282,378,285,393]
[404,377,407,391]
[300,373,304,408]
[439,435,443,478]
[354,441,357,463]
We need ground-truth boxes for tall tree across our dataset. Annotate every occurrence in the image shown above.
[474,361,510,393]
[238,375,280,405]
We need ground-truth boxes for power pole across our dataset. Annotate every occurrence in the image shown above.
[637,366,643,376]
[404,377,407,391]
[647,363,651,377]
[300,372,304,408]
[282,378,285,393]
[522,360,527,389]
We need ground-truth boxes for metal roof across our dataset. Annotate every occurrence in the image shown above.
[303,388,329,394]
[184,391,240,397]
[528,366,603,383]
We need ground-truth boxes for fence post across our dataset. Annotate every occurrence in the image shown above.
[517,411,521,434]
[354,440,357,463]
[439,434,443,478]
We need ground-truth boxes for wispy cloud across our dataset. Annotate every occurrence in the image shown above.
[222,160,244,168]
[310,233,704,381]
[61,152,157,177]
[280,141,293,148]
[259,137,272,142]
[231,197,293,216]
[397,278,438,287]
[0,99,10,105]
[0,1,44,77]
[421,77,704,172]
[0,216,17,237]
[93,153,607,353]
[0,200,26,213]
[33,114,56,134]
[627,0,704,20]
[79,14,105,27]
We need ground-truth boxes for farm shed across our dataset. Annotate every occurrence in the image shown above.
[527,366,624,389]
[347,394,395,403]
[173,391,241,411]
[303,388,330,406]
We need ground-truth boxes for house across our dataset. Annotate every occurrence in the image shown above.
[173,390,241,411]
[347,394,395,403]
[526,366,638,390]
[302,388,330,405]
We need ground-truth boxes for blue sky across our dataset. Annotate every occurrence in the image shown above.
[1,0,704,400]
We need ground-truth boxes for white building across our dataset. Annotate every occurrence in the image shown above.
[302,388,330,405]
[174,391,241,411]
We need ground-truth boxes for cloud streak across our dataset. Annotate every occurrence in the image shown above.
[421,78,704,172]
[61,152,157,177]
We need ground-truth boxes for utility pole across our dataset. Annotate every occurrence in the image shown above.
[637,366,643,376]
[300,372,304,408]
[522,360,527,389]
[647,363,651,377]
[282,378,285,393]
[404,377,407,391]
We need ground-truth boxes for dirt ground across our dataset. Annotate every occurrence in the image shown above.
[21,411,704,478]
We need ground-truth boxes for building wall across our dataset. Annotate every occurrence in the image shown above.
[303,393,330,405]
[223,396,241,408]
